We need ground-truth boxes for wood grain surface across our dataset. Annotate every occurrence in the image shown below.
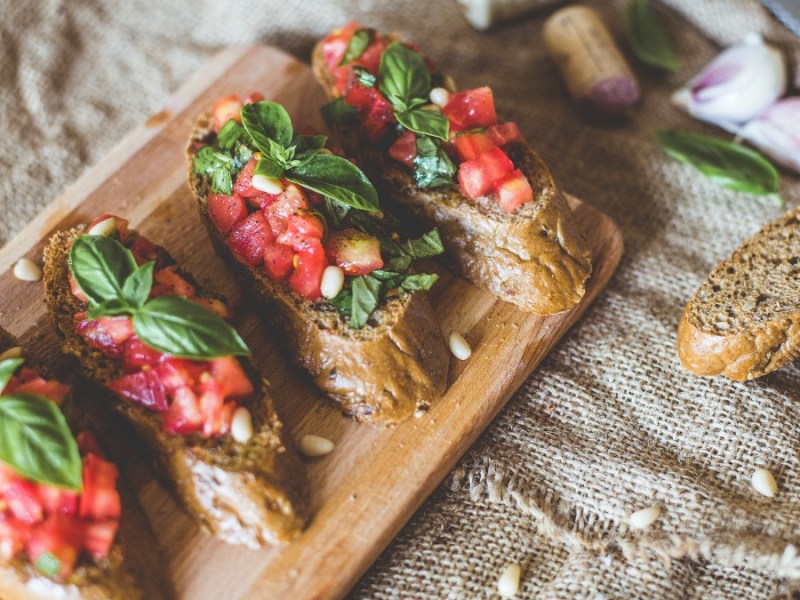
[0,45,623,599]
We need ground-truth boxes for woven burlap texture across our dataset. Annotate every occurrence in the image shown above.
[3,0,800,597]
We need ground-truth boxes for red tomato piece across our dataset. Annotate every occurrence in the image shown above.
[288,238,328,300]
[108,370,168,412]
[75,431,102,455]
[494,169,534,213]
[0,518,29,561]
[37,486,79,518]
[209,357,254,399]
[212,94,243,131]
[322,21,361,69]
[151,265,196,299]
[263,243,295,281]
[5,370,70,405]
[389,131,417,168]
[197,383,225,437]
[276,211,326,250]
[86,213,129,243]
[207,192,247,235]
[443,87,498,132]
[3,480,44,524]
[75,316,135,358]
[26,517,80,579]
[457,147,515,199]
[79,455,121,521]
[130,236,170,268]
[352,37,388,74]
[262,184,310,236]
[81,519,119,558]
[120,338,163,372]
[453,131,496,161]
[160,385,203,435]
[191,297,233,320]
[226,211,275,267]
[362,91,395,141]
[325,228,384,276]
[487,121,523,146]
[243,92,265,105]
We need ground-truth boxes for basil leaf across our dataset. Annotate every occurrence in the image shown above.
[349,275,381,329]
[69,236,138,306]
[286,153,379,211]
[122,261,154,309]
[241,101,293,151]
[254,156,285,179]
[87,298,131,320]
[353,66,376,88]
[216,119,245,150]
[656,130,781,197]
[378,41,432,113]
[193,146,236,194]
[396,108,449,141]
[398,272,439,291]
[413,137,456,189]
[321,98,359,129]
[0,358,24,392]
[35,552,62,577]
[402,228,445,258]
[0,393,82,490]
[341,28,375,65]
[329,287,353,318]
[322,196,351,228]
[291,134,328,166]
[235,142,254,166]
[624,0,678,72]
[134,296,250,359]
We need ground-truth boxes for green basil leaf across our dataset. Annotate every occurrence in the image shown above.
[322,196,351,228]
[413,137,456,189]
[211,169,233,195]
[0,358,24,393]
[0,393,82,490]
[321,98,360,129]
[624,0,678,71]
[35,552,62,577]
[349,275,381,329]
[87,298,131,320]
[353,66,376,88]
[402,228,445,258]
[286,153,379,211]
[216,119,245,150]
[254,156,285,179]
[398,272,439,291]
[69,236,138,306]
[193,146,237,194]
[134,296,250,359]
[241,101,294,151]
[341,28,375,65]
[329,287,353,318]
[378,41,432,113]
[396,109,449,141]
[656,130,781,197]
[235,141,254,166]
[121,261,154,309]
[291,134,328,166]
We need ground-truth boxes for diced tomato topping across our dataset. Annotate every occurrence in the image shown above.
[108,370,168,412]
[79,455,121,521]
[120,338,163,372]
[2,480,44,524]
[0,518,30,561]
[130,236,170,268]
[207,192,247,235]
[494,169,534,213]
[38,487,79,518]
[344,84,395,141]
[262,184,310,236]
[288,238,328,300]
[81,519,119,558]
[197,382,226,437]
[86,213,129,243]
[5,368,70,405]
[233,158,272,205]
[276,211,325,250]
[26,517,80,579]
[210,358,254,399]
[352,37,388,75]
[389,131,417,168]
[457,147,515,200]
[453,131,496,161]
[243,92,265,105]
[226,211,275,267]
[322,21,362,69]
[75,432,102,455]
[263,243,295,281]
[325,228,384,276]
[191,297,233,320]
[160,385,203,435]
[444,87,497,132]
[75,316,135,358]
[151,265,196,299]
[68,272,89,304]
[486,121,523,147]
[212,94,243,131]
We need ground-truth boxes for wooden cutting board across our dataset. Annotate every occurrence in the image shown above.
[0,45,623,599]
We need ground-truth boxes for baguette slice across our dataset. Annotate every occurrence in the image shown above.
[44,226,307,547]
[0,329,162,600]
[187,113,449,425]
[311,36,592,315]
[677,207,800,381]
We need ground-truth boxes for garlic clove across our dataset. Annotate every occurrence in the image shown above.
[739,97,800,174]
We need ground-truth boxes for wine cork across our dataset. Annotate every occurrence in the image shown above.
[543,5,640,120]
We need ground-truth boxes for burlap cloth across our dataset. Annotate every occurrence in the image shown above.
[3,0,800,597]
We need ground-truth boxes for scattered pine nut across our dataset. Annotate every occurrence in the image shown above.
[230,407,253,444]
[448,332,472,360]
[751,468,778,497]
[251,174,284,194]
[629,506,661,529]
[13,258,42,282]
[0,346,23,361]
[300,434,335,457]
[497,563,521,597]
[429,87,450,107]
[87,217,118,237]
[320,266,345,299]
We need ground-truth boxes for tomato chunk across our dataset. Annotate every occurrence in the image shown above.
[325,229,384,276]
[494,169,534,213]
[243,92,265,105]
[79,455,121,521]
[288,238,328,300]
[444,87,497,132]
[3,480,44,524]
[212,94,243,131]
[226,211,275,267]
[26,517,79,579]
[151,265,196,299]
[457,147,515,199]
[276,211,326,250]
[453,131,496,161]
[263,243,295,281]
[389,131,417,168]
[37,487,78,518]
[262,184,310,236]
[207,192,247,235]
[121,338,163,372]
[75,316,135,358]
[210,357,254,399]
[108,370,168,412]
[82,519,119,558]
[487,122,523,146]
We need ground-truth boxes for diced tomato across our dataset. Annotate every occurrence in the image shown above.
[263,243,295,281]
[75,316,135,358]
[151,265,196,300]
[86,213,129,243]
[0,518,30,561]
[389,131,417,168]
[212,94,243,131]
[108,370,168,412]
[130,237,170,268]
[207,192,247,235]
[457,147,515,199]
[81,519,119,558]
[487,121,523,147]
[362,91,395,141]
[197,382,226,437]
[322,21,362,69]
[26,517,79,579]
[37,486,79,518]
[288,238,328,300]
[161,385,203,435]
[79,455,121,521]
[226,211,275,267]
[233,158,258,198]
[494,169,534,213]
[75,432,102,455]
[120,338,163,372]
[344,82,376,112]
[262,184,310,236]
[5,369,70,405]
[352,37,388,75]
[3,480,44,524]
[191,297,233,320]
[276,211,325,250]
[444,87,497,132]
[453,131,496,161]
[210,357,255,399]
[243,92,265,105]
[155,358,206,392]
[325,228,384,276]
[68,272,89,303]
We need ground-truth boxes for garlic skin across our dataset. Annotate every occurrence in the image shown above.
[739,98,800,174]
[672,33,786,131]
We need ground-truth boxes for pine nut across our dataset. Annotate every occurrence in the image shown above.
[13,258,42,282]
[251,174,284,194]
[497,563,521,597]
[629,505,661,529]
[752,467,778,497]
[230,407,253,444]
[87,217,118,237]
[299,434,334,457]
[320,265,345,299]
[0,347,23,361]
[448,332,472,360]
[430,87,450,107]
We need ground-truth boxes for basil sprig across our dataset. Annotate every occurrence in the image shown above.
[341,28,375,65]
[656,130,782,201]
[624,0,678,72]
[69,235,250,359]
[413,136,456,189]
[378,42,449,141]
[0,357,24,392]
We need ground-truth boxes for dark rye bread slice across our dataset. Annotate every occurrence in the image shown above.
[0,329,156,600]
[311,41,593,315]
[187,113,449,425]
[678,207,800,381]
[43,227,307,548]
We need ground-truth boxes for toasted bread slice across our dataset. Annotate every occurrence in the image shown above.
[311,36,592,315]
[43,226,307,547]
[187,113,449,425]
[677,207,800,381]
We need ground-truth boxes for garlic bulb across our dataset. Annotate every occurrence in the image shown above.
[739,97,800,173]
[672,33,786,131]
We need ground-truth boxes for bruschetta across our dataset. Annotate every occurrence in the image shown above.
[43,214,306,548]
[312,23,593,315]
[186,95,449,424]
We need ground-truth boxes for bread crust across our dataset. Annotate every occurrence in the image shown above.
[311,39,592,315]
[187,114,449,425]
[43,227,307,547]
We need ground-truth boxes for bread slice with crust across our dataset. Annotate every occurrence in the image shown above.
[43,225,307,548]
[677,207,800,381]
[311,37,592,315]
[187,113,449,425]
